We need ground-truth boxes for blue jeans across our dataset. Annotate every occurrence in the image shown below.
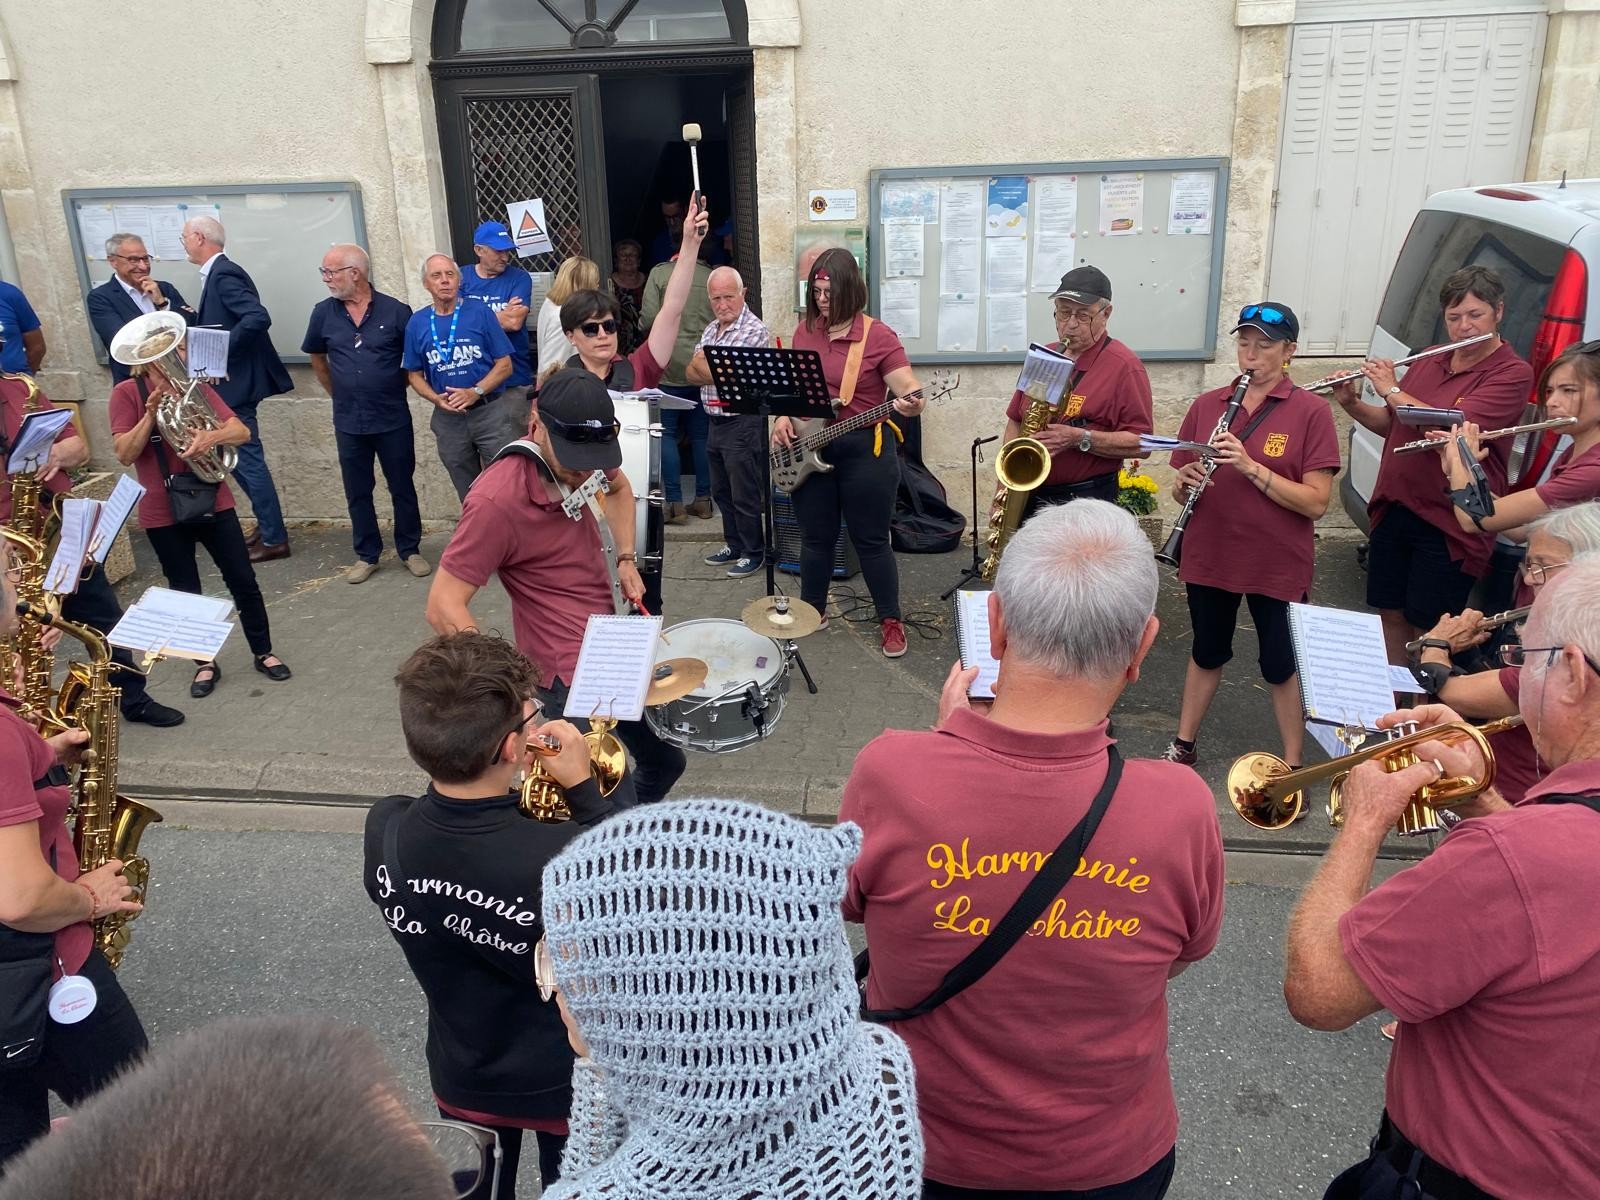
[229,405,288,546]
[336,425,422,562]
[659,386,710,503]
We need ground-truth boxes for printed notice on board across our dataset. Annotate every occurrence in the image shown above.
[807,188,858,222]
[985,239,1027,295]
[986,175,1028,237]
[986,295,1028,352]
[75,204,117,260]
[940,181,984,243]
[1035,176,1078,235]
[881,182,939,224]
[880,279,921,340]
[883,218,925,277]
[1098,173,1144,236]
[936,296,978,352]
[1167,172,1215,235]
[939,239,980,296]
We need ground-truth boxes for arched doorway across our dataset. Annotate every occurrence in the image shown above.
[430,0,761,320]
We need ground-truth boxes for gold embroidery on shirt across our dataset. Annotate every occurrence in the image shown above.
[1263,432,1289,458]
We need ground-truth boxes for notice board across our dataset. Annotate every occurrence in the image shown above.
[867,159,1228,363]
[63,183,368,366]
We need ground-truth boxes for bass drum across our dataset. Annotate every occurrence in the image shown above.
[613,393,664,570]
[644,618,790,753]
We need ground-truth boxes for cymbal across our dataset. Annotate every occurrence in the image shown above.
[645,657,708,706]
[741,594,822,639]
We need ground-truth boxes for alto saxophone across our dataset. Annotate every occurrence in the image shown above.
[980,381,1069,581]
[0,373,56,716]
[15,601,162,970]
[519,719,627,821]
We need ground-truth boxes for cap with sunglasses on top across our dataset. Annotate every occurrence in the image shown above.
[1050,265,1113,306]
[539,368,622,472]
[1232,302,1300,342]
[472,221,517,252]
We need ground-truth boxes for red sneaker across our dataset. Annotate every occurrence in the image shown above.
[881,618,907,658]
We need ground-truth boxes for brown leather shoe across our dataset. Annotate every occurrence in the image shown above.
[249,539,291,564]
[663,501,687,526]
[686,496,714,519]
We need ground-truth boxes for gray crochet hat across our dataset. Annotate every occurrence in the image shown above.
[540,798,923,1199]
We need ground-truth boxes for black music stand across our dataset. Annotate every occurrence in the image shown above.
[703,344,834,695]
[940,434,1000,600]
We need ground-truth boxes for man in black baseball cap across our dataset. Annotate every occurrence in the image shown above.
[1001,262,1154,515]
[1231,301,1300,342]
[535,367,622,477]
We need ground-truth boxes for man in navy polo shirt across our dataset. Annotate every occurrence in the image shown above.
[303,244,428,585]
[0,277,45,375]
[458,222,533,429]
[403,254,516,503]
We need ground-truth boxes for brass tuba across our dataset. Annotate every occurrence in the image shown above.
[14,600,162,968]
[519,718,627,821]
[1227,716,1520,837]
[108,312,237,485]
[980,382,1068,581]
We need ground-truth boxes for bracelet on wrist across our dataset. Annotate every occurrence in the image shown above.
[76,881,99,921]
[615,553,636,564]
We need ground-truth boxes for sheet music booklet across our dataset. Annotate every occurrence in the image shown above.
[6,409,74,474]
[954,590,1001,699]
[185,328,231,380]
[108,586,236,662]
[1290,603,1404,759]
[565,614,664,723]
[1014,343,1074,408]
[43,499,97,594]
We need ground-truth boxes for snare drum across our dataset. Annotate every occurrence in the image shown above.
[644,618,790,753]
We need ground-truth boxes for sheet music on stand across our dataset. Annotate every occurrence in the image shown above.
[610,387,697,411]
[1015,343,1074,407]
[108,586,236,662]
[565,614,663,723]
[43,499,97,594]
[185,328,230,380]
[88,476,146,565]
[1289,603,1403,757]
[6,409,74,474]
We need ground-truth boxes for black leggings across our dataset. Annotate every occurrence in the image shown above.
[1185,583,1298,685]
[144,509,273,657]
[0,950,148,1173]
[791,426,901,620]
[437,1109,566,1200]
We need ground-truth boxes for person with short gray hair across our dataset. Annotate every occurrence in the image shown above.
[840,499,1224,1198]
[86,233,195,385]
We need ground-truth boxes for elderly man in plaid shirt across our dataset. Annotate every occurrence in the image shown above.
[686,266,773,578]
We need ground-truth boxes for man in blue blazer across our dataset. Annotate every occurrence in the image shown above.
[86,233,196,385]
[182,215,294,560]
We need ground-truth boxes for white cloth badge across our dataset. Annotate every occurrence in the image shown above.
[48,974,98,1025]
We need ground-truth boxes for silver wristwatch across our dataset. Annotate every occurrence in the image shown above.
[471,385,486,398]
[1385,386,1401,397]
[1078,428,1093,453]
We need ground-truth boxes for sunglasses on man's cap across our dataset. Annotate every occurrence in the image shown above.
[542,412,621,444]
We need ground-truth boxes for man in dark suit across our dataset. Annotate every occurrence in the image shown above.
[182,215,294,561]
[86,234,196,384]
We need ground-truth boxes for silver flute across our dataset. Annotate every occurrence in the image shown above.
[1392,415,1577,455]
[1300,333,1495,392]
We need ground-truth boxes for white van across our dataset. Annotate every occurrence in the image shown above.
[1341,179,1598,532]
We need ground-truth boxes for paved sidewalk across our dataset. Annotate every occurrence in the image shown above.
[114,517,1390,855]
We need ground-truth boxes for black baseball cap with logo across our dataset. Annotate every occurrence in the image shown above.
[1231,302,1300,342]
[1050,265,1113,306]
[538,368,622,472]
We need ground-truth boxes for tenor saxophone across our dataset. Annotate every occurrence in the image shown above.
[979,382,1068,581]
[15,601,162,970]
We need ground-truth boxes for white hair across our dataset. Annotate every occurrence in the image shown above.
[1528,500,1600,558]
[104,233,144,258]
[707,265,744,291]
[420,253,458,283]
[1523,556,1600,684]
[327,242,370,276]
[992,499,1158,679]
[182,215,226,249]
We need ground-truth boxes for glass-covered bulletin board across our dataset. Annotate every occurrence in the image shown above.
[867,158,1229,363]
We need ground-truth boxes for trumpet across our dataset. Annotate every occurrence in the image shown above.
[1228,716,1521,836]
[1392,416,1577,455]
[1299,334,1494,392]
[107,311,238,484]
[519,718,626,821]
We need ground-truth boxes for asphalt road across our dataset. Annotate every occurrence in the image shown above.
[112,815,1393,1199]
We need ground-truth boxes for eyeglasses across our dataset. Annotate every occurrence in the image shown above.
[418,1120,500,1200]
[319,266,358,280]
[543,413,621,444]
[577,319,619,337]
[483,699,544,771]
[1239,304,1290,326]
[1497,644,1600,676]
[533,936,556,1002]
[1054,304,1102,326]
[111,253,152,265]
[1520,559,1571,586]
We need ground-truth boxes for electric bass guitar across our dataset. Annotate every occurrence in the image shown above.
[770,374,957,495]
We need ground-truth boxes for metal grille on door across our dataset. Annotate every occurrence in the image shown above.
[464,96,585,275]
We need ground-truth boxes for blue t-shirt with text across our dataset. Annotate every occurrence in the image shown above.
[458,265,533,387]
[0,281,42,375]
[402,301,515,396]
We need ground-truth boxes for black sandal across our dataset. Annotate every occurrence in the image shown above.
[253,654,292,682]
[190,662,220,698]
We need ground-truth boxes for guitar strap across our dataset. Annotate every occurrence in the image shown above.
[838,316,873,407]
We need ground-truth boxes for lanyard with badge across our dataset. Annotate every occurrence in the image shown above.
[430,305,461,373]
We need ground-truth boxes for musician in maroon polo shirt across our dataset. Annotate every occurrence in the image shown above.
[1286,558,1600,1200]
[425,369,685,805]
[1002,266,1153,516]
[1333,265,1533,664]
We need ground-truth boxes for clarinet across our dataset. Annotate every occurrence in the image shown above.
[1154,371,1252,568]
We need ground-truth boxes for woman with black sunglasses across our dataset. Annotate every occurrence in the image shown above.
[1163,302,1341,771]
